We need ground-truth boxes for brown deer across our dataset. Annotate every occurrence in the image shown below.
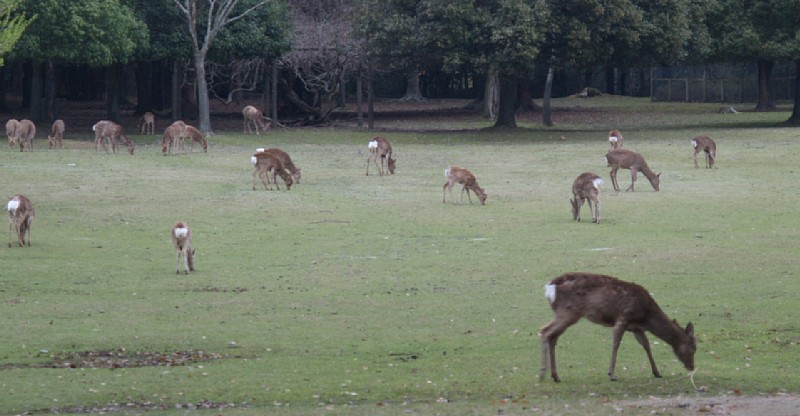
[48,119,65,149]
[140,112,155,135]
[605,149,660,192]
[539,272,696,382]
[259,148,301,183]
[366,136,395,176]
[185,125,208,153]
[7,194,35,247]
[570,172,602,223]
[15,119,36,152]
[242,105,271,135]
[443,166,487,205]
[171,221,195,274]
[93,120,135,155]
[161,120,187,155]
[6,118,19,147]
[251,152,293,190]
[608,129,624,149]
[692,135,716,169]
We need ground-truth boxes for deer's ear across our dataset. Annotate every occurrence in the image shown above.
[685,322,694,336]
[657,172,662,178]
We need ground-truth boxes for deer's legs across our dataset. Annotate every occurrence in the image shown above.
[539,316,578,382]
[610,167,620,191]
[632,329,661,378]
[462,186,473,204]
[608,323,628,381]
[443,181,455,203]
[626,168,639,192]
[592,196,600,223]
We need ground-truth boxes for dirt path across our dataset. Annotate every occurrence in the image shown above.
[622,394,799,415]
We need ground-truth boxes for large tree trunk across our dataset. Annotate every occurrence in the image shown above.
[399,70,425,102]
[542,65,554,126]
[493,75,518,128]
[755,60,776,111]
[484,67,498,119]
[105,64,121,122]
[787,61,800,124]
[44,59,56,121]
[356,70,363,128]
[136,61,154,115]
[29,61,43,122]
[194,52,213,136]
[171,59,182,121]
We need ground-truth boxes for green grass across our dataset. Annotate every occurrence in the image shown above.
[1,97,799,415]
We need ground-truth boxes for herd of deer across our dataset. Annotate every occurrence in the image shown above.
[4,105,718,384]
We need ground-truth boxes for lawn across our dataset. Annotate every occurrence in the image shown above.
[1,97,798,415]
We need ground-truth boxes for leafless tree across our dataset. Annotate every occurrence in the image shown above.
[278,0,364,124]
[173,0,269,136]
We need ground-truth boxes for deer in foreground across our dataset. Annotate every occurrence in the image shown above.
[443,166,487,205]
[251,152,293,190]
[48,119,65,149]
[7,194,35,248]
[6,118,19,147]
[691,135,716,169]
[258,148,301,183]
[242,105,271,135]
[539,272,696,382]
[15,119,36,152]
[366,136,395,176]
[171,221,195,274]
[140,112,155,135]
[93,120,135,155]
[608,129,624,149]
[161,120,187,155]
[605,149,660,192]
[185,125,208,153]
[570,172,602,223]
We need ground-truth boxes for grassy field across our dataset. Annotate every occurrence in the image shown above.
[1,97,798,415]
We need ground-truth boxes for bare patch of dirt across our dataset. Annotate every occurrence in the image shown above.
[1,349,223,369]
[619,394,799,415]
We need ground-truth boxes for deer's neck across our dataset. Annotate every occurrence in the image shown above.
[640,163,657,180]
[645,313,685,347]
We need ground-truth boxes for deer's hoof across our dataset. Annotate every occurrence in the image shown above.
[609,374,619,381]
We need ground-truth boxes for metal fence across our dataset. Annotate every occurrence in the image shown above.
[650,63,796,103]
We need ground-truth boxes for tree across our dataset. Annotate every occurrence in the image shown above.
[172,0,271,136]
[11,0,147,121]
[0,0,33,67]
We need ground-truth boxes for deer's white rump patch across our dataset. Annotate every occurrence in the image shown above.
[174,227,189,238]
[7,198,20,213]
[544,283,557,303]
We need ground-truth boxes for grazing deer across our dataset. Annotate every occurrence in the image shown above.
[605,149,660,192]
[6,118,19,147]
[691,135,716,169]
[251,152,293,190]
[443,166,487,205]
[608,129,624,149]
[185,125,208,153]
[242,105,271,135]
[48,119,65,149]
[366,136,395,176]
[93,120,135,155]
[7,194,35,248]
[261,148,301,183]
[140,112,155,135]
[539,272,696,382]
[171,221,195,274]
[570,172,602,223]
[15,119,36,152]
[161,120,188,155]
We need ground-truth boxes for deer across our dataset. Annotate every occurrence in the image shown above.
[608,129,624,149]
[48,119,65,149]
[251,152,293,191]
[6,118,19,148]
[691,135,716,169]
[258,148,301,183]
[185,125,208,153]
[140,112,155,135]
[443,166,487,205]
[93,120,135,155]
[242,105,272,135]
[161,120,188,155]
[366,136,395,176]
[15,119,36,152]
[570,172,602,223]
[605,149,660,192]
[7,194,35,248]
[171,221,195,274]
[539,272,697,382]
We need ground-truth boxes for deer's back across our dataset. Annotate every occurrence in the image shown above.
[548,273,658,326]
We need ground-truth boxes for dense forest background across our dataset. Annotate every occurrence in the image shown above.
[2,0,800,131]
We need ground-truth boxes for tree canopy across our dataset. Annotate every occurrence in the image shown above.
[0,0,33,66]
